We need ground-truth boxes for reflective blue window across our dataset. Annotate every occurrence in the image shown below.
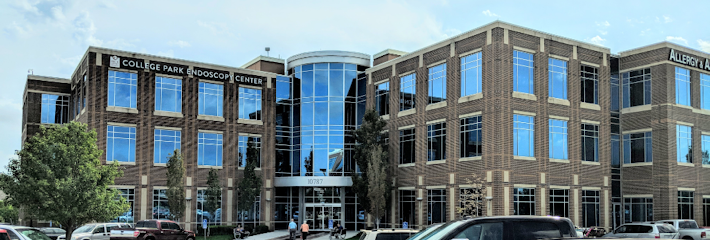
[107,125,136,162]
[427,122,446,161]
[514,115,534,157]
[622,68,651,108]
[623,132,652,164]
[514,51,534,94]
[549,119,567,160]
[702,135,710,165]
[548,58,567,99]
[198,132,222,166]
[428,63,446,104]
[400,73,416,111]
[375,82,390,116]
[41,94,69,124]
[108,70,137,108]
[677,125,693,163]
[400,128,415,164]
[581,124,599,162]
[239,87,262,120]
[238,135,261,168]
[276,76,291,102]
[611,74,620,111]
[581,65,599,104]
[198,82,223,117]
[701,74,710,110]
[155,76,182,113]
[676,67,691,106]
[460,116,482,158]
[461,52,482,97]
[154,129,181,164]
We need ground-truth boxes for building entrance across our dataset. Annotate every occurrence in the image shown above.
[305,204,342,230]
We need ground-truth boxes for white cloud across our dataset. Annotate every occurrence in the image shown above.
[596,21,610,27]
[168,40,191,48]
[156,49,174,58]
[50,6,65,21]
[482,10,498,17]
[627,18,643,27]
[4,21,32,38]
[640,28,651,36]
[666,36,688,45]
[598,30,608,35]
[72,12,102,46]
[663,15,672,23]
[589,35,606,46]
[699,39,710,53]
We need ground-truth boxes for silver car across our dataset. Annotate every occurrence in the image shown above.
[0,225,53,240]
[604,223,679,239]
[65,223,131,240]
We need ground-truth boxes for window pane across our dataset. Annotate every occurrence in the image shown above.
[198,132,223,166]
[155,76,182,113]
[400,73,416,111]
[675,67,691,106]
[108,70,137,108]
[239,87,262,120]
[107,125,136,162]
[461,52,482,97]
[154,129,181,164]
[549,119,568,160]
[514,51,534,94]
[549,58,567,99]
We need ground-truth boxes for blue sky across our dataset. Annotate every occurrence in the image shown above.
[0,0,709,170]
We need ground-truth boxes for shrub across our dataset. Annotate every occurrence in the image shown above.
[256,225,269,233]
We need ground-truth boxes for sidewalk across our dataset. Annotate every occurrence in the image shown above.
[257,229,289,239]
[309,231,358,240]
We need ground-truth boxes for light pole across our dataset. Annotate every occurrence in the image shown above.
[416,197,423,229]
[485,196,493,216]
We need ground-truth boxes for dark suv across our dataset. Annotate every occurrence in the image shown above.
[416,216,577,240]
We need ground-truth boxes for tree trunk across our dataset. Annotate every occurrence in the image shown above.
[64,224,75,240]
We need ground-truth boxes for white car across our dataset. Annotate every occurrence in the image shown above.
[359,229,418,240]
[63,223,132,240]
[604,223,679,239]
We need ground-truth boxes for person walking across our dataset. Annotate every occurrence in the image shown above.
[288,219,297,240]
[299,220,310,240]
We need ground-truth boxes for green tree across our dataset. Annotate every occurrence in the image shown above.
[0,201,18,224]
[204,169,222,222]
[166,149,185,221]
[0,122,128,238]
[237,140,262,225]
[367,145,388,229]
[351,108,389,225]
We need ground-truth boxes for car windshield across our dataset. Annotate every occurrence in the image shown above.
[408,224,442,240]
[419,221,467,240]
[16,229,51,240]
[679,221,699,229]
[72,225,94,234]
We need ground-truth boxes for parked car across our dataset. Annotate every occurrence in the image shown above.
[406,223,443,240]
[109,220,194,240]
[39,228,66,240]
[603,223,678,239]
[657,219,710,240]
[358,229,418,240]
[0,225,53,240]
[0,229,11,240]
[67,223,132,240]
[410,216,578,240]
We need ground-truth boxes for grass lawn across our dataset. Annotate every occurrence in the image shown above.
[202,235,233,240]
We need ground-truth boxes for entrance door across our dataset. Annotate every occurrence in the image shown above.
[613,203,622,229]
[305,204,342,230]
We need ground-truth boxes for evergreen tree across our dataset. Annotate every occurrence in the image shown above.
[237,140,262,225]
[351,108,389,224]
[0,122,128,238]
[166,149,186,221]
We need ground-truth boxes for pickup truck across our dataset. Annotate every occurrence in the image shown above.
[109,220,194,240]
[657,219,710,240]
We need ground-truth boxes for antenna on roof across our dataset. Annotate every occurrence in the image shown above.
[28,69,33,75]
[265,47,271,57]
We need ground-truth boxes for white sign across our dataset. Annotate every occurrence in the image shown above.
[110,56,120,68]
[274,176,353,187]
[669,49,710,71]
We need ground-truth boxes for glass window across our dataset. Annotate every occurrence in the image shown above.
[460,116,483,158]
[375,82,390,116]
[400,129,415,164]
[676,67,691,106]
[41,94,69,124]
[549,189,569,217]
[622,68,651,108]
[548,58,567,99]
[611,73,620,111]
[399,190,417,228]
[196,189,222,224]
[428,63,446,104]
[624,197,653,223]
[678,191,694,219]
[239,87,262,120]
[400,73,416,111]
[427,189,446,224]
[154,129,180,164]
[454,222,502,240]
[514,115,535,157]
[198,82,223,117]
[238,135,261,168]
[704,198,710,226]
[677,125,693,163]
[427,122,446,161]
[702,135,710,165]
[549,119,568,160]
[111,189,135,223]
[198,132,223,167]
[155,76,182,112]
[582,190,600,227]
[581,65,599,104]
[461,52,482,97]
[108,70,137,108]
[514,188,535,215]
[153,189,170,220]
[623,132,653,164]
[701,74,710,110]
[514,50,534,94]
[107,125,136,162]
[582,124,599,162]
[82,74,87,110]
